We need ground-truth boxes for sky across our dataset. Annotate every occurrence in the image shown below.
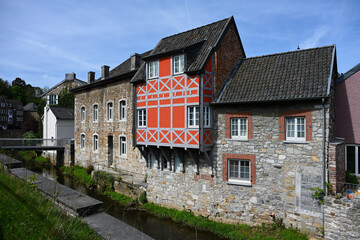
[0,0,359,88]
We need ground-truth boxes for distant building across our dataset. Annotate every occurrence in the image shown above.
[42,106,74,140]
[0,95,8,130]
[41,73,86,105]
[23,102,39,133]
[6,99,23,129]
[336,63,360,177]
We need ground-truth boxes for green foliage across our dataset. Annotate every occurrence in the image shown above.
[310,182,332,204]
[58,87,74,108]
[93,171,115,192]
[103,191,133,206]
[0,78,12,98]
[60,166,94,187]
[12,77,26,87]
[0,171,101,239]
[139,191,148,204]
[18,151,37,161]
[23,131,37,139]
[346,171,359,184]
[86,165,94,174]
[34,156,51,166]
[141,203,307,240]
[10,85,27,105]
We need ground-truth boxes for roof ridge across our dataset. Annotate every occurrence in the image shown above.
[244,44,335,60]
[160,16,231,40]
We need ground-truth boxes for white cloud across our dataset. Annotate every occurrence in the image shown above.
[300,26,328,49]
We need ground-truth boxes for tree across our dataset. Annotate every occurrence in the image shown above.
[10,86,27,105]
[0,78,12,98]
[58,87,74,108]
[12,77,26,87]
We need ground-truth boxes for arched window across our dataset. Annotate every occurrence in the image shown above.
[80,134,85,150]
[93,134,99,152]
[119,136,127,156]
[107,102,113,121]
[93,104,98,122]
[81,107,86,122]
[119,100,127,121]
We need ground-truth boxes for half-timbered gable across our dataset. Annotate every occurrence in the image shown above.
[132,16,245,173]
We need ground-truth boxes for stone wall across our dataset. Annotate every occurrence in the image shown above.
[146,100,332,237]
[324,197,360,239]
[74,78,146,178]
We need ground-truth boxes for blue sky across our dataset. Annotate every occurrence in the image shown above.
[0,0,359,88]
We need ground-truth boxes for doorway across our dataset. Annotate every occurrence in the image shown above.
[108,136,113,166]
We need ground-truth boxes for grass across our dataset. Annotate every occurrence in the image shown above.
[0,169,101,240]
[18,150,37,161]
[34,156,51,166]
[103,190,134,206]
[18,151,51,166]
[60,166,94,187]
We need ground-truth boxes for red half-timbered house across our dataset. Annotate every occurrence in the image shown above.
[131,16,245,174]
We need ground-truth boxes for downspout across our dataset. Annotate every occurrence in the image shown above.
[322,97,326,230]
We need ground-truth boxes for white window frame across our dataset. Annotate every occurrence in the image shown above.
[187,105,199,128]
[228,159,251,184]
[93,134,99,152]
[173,54,185,75]
[148,60,159,79]
[204,106,211,128]
[106,101,113,121]
[119,100,127,121]
[138,109,147,128]
[230,118,248,140]
[47,95,58,105]
[285,117,305,141]
[119,135,127,157]
[80,134,85,150]
[93,104,98,122]
[81,106,86,122]
[345,144,360,176]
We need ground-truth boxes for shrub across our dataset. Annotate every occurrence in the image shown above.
[34,156,51,166]
[139,191,147,204]
[60,166,94,187]
[86,165,94,174]
[104,191,133,206]
[93,171,115,192]
[18,150,36,160]
[346,171,359,184]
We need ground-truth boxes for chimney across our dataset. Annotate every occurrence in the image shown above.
[130,53,141,70]
[88,71,95,84]
[65,72,76,80]
[101,65,110,79]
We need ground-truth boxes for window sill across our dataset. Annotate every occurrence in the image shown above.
[173,72,184,76]
[228,138,249,142]
[119,119,127,122]
[284,140,308,144]
[227,181,252,187]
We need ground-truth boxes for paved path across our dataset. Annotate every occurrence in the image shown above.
[1,154,154,240]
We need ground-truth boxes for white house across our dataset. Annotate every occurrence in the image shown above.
[43,106,74,140]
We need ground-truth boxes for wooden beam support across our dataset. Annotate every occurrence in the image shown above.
[203,150,214,176]
[138,146,149,168]
[148,146,160,169]
[187,149,199,174]
[159,147,171,170]
[174,148,185,173]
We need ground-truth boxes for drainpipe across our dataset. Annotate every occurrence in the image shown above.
[322,97,326,229]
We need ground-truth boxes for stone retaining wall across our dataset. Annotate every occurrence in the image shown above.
[324,197,360,239]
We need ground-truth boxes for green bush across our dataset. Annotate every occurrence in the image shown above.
[346,171,359,184]
[103,191,133,206]
[139,191,147,204]
[93,171,115,192]
[34,156,51,166]
[60,166,94,187]
[18,151,37,160]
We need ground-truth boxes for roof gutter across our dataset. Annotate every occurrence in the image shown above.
[211,96,330,106]
[326,45,336,96]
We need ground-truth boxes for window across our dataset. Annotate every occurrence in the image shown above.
[228,159,250,183]
[80,134,85,150]
[138,109,147,127]
[148,60,159,78]
[346,145,360,176]
[231,118,247,140]
[1,103,5,107]
[47,95,58,105]
[93,104,98,122]
[81,107,85,122]
[173,54,185,74]
[93,134,98,152]
[188,106,199,128]
[204,106,211,127]
[286,117,305,141]
[119,100,127,121]
[107,102,113,121]
[18,111,23,115]
[120,136,127,156]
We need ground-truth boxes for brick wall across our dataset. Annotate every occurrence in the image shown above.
[279,110,312,141]
[328,141,345,192]
[213,23,245,98]
[222,153,256,184]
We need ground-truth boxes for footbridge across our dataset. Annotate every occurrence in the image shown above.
[0,138,74,166]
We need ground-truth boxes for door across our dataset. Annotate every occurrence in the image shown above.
[108,136,113,166]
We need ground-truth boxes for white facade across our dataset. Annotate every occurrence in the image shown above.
[42,106,74,139]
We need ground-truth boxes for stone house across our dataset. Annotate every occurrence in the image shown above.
[335,63,360,177]
[41,72,86,105]
[71,52,150,176]
[7,99,24,129]
[0,95,9,130]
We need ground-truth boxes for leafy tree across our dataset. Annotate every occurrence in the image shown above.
[58,87,74,108]
[12,77,26,87]
[36,98,46,138]
[10,86,27,105]
[0,78,12,98]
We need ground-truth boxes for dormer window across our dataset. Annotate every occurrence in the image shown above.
[148,60,159,79]
[173,54,184,74]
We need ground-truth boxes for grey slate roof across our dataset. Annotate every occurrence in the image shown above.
[335,62,360,86]
[50,107,74,120]
[131,16,242,83]
[23,102,37,111]
[216,45,336,104]
[41,76,86,97]
[7,99,23,110]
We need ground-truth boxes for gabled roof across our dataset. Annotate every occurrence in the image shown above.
[7,99,23,109]
[131,16,244,83]
[23,102,37,111]
[41,76,86,97]
[215,45,336,104]
[50,107,74,120]
[335,62,360,86]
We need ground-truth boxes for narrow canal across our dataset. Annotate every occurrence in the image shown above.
[18,157,221,240]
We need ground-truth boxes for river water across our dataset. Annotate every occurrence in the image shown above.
[19,158,221,240]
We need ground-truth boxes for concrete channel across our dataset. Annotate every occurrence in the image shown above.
[0,154,154,240]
